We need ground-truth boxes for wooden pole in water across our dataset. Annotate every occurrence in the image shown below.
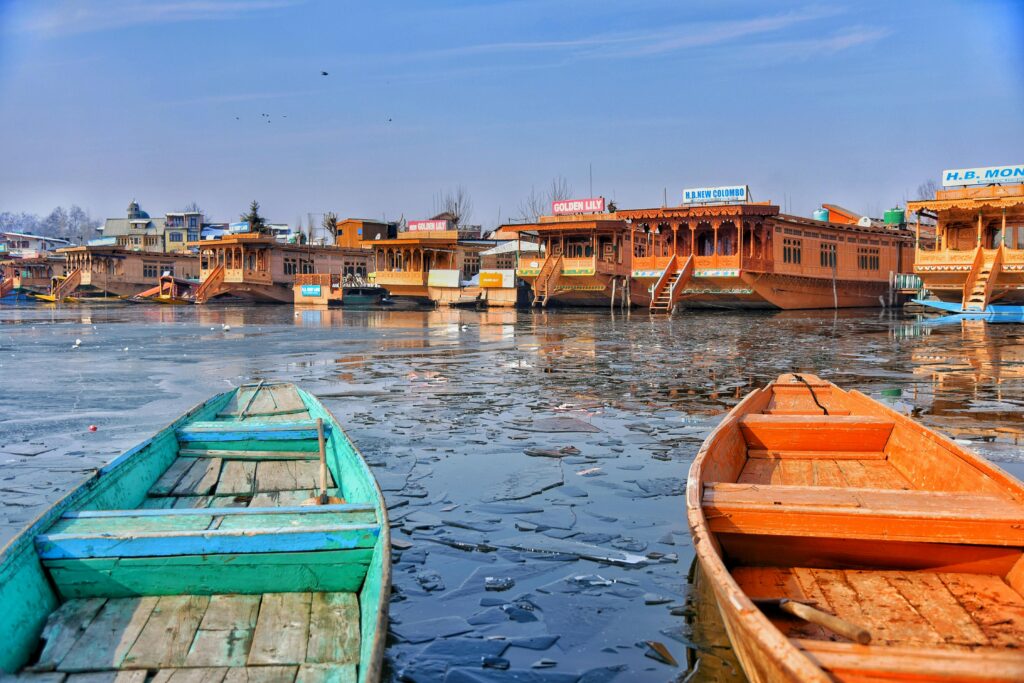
[610,277,616,312]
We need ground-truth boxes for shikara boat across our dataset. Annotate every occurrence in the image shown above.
[0,381,390,683]
[686,373,1024,683]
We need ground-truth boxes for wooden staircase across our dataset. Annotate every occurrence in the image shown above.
[0,276,13,299]
[532,255,563,307]
[50,268,82,301]
[962,247,1002,312]
[193,264,225,304]
[649,255,694,313]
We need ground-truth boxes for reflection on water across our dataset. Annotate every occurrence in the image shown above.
[0,303,1021,680]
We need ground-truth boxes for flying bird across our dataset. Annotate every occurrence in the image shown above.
[321,71,329,76]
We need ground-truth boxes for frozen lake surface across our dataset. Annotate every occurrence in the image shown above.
[1,304,1021,681]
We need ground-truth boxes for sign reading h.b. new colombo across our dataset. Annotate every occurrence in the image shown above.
[682,185,749,204]
[942,164,1024,187]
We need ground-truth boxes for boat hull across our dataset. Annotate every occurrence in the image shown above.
[0,384,390,682]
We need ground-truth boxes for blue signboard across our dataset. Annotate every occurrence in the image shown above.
[229,221,250,233]
[300,284,321,297]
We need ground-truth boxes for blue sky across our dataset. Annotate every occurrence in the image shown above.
[1,0,1021,227]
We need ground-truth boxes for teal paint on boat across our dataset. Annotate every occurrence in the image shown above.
[0,382,391,682]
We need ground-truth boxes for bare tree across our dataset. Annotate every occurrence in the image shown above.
[322,212,338,243]
[518,175,575,222]
[518,186,547,222]
[916,179,940,200]
[434,185,474,226]
[184,201,203,214]
[547,175,572,204]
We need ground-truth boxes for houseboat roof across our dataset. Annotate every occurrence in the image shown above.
[501,214,627,234]
[0,232,71,244]
[617,203,778,220]
[908,183,1024,215]
[480,240,543,256]
[57,245,198,257]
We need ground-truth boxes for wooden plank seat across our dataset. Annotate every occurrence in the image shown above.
[739,414,894,452]
[36,505,379,561]
[177,421,331,442]
[703,483,1024,546]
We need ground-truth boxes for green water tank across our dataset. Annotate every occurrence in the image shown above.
[884,208,905,226]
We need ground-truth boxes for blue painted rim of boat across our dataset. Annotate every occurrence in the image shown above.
[63,503,376,519]
[36,524,381,559]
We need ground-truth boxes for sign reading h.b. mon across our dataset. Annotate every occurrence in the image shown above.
[942,164,1024,187]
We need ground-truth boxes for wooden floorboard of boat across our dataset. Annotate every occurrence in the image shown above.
[733,567,1024,649]
[24,592,361,678]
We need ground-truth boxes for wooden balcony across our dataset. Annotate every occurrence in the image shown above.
[632,256,673,273]
[561,257,596,275]
[693,254,740,272]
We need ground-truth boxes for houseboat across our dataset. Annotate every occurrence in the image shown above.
[908,166,1024,314]
[1,255,64,300]
[502,202,637,307]
[508,191,916,310]
[49,246,199,300]
[364,224,495,306]
[193,232,371,304]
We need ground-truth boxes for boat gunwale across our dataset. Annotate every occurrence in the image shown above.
[302,386,392,683]
[685,382,830,682]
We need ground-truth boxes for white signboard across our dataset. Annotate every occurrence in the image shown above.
[942,164,1024,187]
[682,185,749,204]
[427,269,461,288]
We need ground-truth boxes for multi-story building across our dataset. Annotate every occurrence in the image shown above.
[99,201,202,253]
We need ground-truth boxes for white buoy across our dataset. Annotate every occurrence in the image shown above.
[75,338,82,345]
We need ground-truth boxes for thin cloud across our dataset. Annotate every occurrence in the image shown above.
[413,6,842,61]
[18,0,302,37]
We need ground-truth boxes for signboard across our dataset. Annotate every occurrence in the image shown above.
[942,164,1024,187]
[427,269,461,288]
[682,185,749,204]
[300,284,321,297]
[552,197,605,215]
[408,219,450,232]
[229,222,249,233]
[479,270,514,288]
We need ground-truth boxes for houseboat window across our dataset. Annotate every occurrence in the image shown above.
[284,257,296,275]
[201,252,209,269]
[169,232,183,243]
[143,262,158,278]
[820,243,837,269]
[160,263,174,276]
[718,222,737,256]
[857,247,880,270]
[783,237,802,264]
[248,253,256,270]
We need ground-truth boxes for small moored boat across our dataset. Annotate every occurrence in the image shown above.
[687,373,1024,683]
[0,381,390,682]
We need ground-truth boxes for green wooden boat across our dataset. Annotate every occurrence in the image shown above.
[0,382,390,683]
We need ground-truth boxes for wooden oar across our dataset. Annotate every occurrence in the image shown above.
[753,598,871,645]
[303,418,344,506]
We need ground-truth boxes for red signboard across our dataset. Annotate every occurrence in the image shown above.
[551,197,605,215]
[408,219,450,231]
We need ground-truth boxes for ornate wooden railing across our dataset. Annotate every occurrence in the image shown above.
[649,255,678,305]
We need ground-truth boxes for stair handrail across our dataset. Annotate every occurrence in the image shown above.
[0,276,13,298]
[194,264,225,304]
[666,254,695,309]
[534,254,562,299]
[961,246,986,310]
[52,268,82,300]
[980,245,1004,311]
[650,254,679,306]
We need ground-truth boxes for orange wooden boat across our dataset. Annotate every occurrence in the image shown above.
[686,373,1024,682]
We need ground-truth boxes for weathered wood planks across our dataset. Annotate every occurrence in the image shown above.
[306,593,360,664]
[121,595,210,669]
[254,462,331,493]
[248,593,313,665]
[31,598,106,671]
[217,462,256,496]
[59,597,158,672]
[186,595,261,667]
